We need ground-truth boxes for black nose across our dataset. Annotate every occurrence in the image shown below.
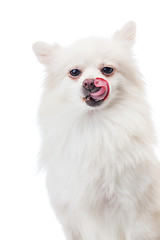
[82,79,101,96]
[82,79,95,92]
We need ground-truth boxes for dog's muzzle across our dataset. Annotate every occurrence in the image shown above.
[82,78,110,107]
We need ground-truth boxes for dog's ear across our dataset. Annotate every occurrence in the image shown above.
[33,41,61,66]
[113,21,136,48]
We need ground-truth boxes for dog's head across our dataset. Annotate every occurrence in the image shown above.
[33,22,143,111]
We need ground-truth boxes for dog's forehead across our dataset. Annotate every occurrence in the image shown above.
[69,38,111,56]
[63,37,118,66]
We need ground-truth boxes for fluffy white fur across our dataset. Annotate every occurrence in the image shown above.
[33,22,160,239]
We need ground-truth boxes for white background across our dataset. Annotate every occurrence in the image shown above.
[0,0,160,239]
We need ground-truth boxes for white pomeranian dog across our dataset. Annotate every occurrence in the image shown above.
[33,22,160,240]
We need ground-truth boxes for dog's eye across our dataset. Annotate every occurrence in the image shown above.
[101,66,114,76]
[69,69,81,78]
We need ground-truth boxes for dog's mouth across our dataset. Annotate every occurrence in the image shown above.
[83,78,110,107]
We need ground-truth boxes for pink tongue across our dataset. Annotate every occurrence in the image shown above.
[90,78,109,101]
